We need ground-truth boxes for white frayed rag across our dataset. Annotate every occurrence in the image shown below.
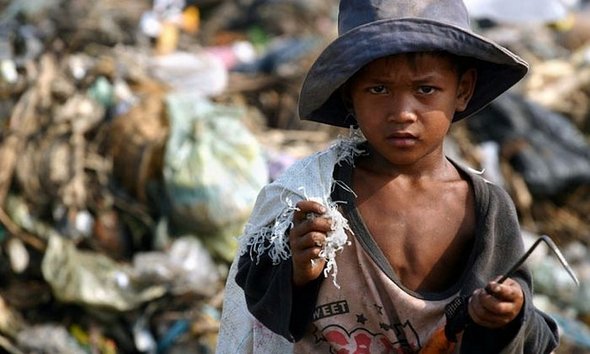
[216,131,365,354]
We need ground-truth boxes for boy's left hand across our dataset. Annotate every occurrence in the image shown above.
[468,277,524,329]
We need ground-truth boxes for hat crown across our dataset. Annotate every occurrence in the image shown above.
[338,0,470,35]
[299,0,528,127]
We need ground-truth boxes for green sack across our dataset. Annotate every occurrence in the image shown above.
[164,93,268,262]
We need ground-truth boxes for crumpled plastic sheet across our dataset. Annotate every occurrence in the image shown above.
[132,235,221,297]
[41,235,166,312]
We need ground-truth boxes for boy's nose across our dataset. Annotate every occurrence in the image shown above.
[387,95,418,123]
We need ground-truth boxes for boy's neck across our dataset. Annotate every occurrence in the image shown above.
[358,146,454,182]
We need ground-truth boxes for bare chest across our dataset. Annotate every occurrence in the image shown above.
[355,180,475,293]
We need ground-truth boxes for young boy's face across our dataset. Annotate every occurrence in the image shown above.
[349,52,476,167]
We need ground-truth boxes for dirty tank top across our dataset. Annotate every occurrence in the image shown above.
[294,162,460,353]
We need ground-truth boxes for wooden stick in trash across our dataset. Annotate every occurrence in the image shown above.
[490,235,580,292]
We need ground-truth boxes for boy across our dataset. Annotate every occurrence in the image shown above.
[217,0,559,353]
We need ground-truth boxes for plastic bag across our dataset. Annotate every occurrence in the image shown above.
[41,235,166,311]
[132,236,221,297]
[467,92,590,198]
[163,93,269,262]
[149,51,227,96]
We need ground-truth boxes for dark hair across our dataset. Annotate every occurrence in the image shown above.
[395,51,476,78]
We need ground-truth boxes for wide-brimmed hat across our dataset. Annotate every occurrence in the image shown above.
[299,0,529,127]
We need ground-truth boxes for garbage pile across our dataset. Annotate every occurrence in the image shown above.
[0,0,589,353]
[454,3,590,351]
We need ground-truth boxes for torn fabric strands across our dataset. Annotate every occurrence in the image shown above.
[304,195,352,287]
[217,129,365,354]
[239,128,365,286]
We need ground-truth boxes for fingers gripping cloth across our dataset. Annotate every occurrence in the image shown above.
[304,196,352,287]
[239,129,365,287]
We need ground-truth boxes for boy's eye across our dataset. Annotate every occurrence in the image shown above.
[417,86,436,94]
[368,85,388,94]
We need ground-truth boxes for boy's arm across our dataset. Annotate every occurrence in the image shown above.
[235,199,332,341]
[235,246,323,342]
[459,180,559,353]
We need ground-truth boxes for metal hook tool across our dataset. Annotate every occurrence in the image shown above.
[495,234,580,287]
[446,234,580,342]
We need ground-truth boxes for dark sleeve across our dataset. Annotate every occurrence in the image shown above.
[460,181,559,353]
[234,248,323,342]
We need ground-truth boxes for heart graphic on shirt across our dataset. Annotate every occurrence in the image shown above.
[322,325,417,354]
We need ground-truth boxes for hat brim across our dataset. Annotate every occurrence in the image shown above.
[299,18,528,127]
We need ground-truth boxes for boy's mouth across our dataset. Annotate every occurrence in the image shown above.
[388,131,416,138]
[386,132,418,147]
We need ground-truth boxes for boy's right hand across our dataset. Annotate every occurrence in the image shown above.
[289,200,332,287]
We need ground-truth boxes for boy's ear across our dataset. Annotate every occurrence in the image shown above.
[339,84,358,127]
[455,68,477,112]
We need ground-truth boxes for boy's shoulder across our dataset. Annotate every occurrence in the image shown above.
[451,159,517,211]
